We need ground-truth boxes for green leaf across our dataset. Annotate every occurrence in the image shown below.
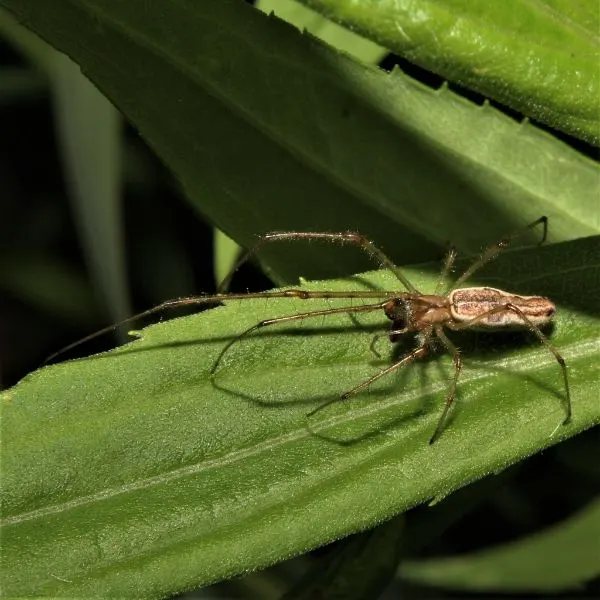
[284,473,508,599]
[301,0,600,145]
[51,57,129,325]
[257,0,387,64]
[399,494,600,592]
[0,8,130,325]
[0,0,597,284]
[213,229,241,289]
[2,236,599,597]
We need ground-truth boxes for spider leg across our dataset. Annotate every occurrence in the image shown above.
[448,302,570,424]
[307,328,434,418]
[368,327,411,358]
[211,300,389,375]
[218,231,419,293]
[435,246,458,295]
[429,327,462,444]
[452,216,548,290]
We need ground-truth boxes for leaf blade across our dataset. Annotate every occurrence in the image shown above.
[2,236,599,597]
[301,0,600,144]
[0,0,596,284]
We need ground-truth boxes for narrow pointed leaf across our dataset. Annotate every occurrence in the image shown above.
[2,236,599,597]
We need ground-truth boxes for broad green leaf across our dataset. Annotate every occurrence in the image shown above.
[0,6,55,71]
[0,0,597,285]
[301,0,600,145]
[2,236,599,597]
[399,494,600,592]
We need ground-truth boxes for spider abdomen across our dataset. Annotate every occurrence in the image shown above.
[449,287,556,328]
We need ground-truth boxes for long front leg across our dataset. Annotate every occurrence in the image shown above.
[211,300,390,375]
[218,231,419,293]
[44,288,395,365]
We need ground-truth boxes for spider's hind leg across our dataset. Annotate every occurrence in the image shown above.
[429,327,462,444]
[448,302,571,426]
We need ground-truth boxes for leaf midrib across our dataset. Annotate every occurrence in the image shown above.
[4,332,595,527]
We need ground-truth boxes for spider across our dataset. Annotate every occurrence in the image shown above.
[47,216,570,443]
